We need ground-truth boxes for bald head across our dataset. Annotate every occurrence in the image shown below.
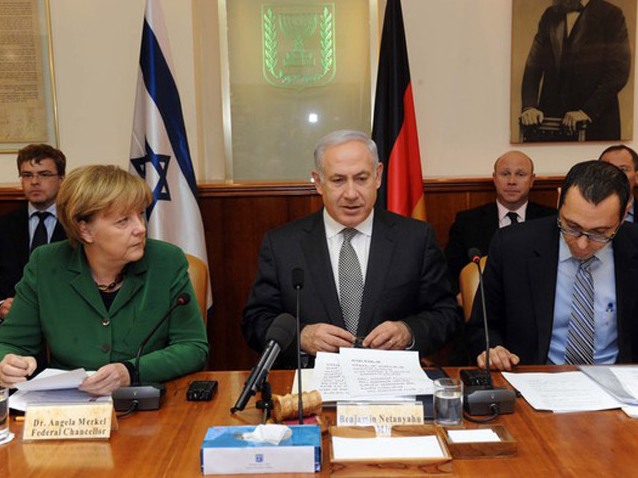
[493,151,534,174]
[492,151,536,210]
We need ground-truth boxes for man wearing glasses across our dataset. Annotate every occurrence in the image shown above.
[0,144,67,321]
[467,160,638,370]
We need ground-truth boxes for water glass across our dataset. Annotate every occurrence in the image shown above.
[433,378,463,426]
[0,387,9,441]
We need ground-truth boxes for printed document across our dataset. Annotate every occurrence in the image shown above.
[10,368,108,412]
[502,371,621,412]
[338,348,433,397]
[298,349,431,402]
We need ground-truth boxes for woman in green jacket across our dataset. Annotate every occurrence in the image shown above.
[0,165,208,395]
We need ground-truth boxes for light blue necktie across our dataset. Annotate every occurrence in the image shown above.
[565,256,596,365]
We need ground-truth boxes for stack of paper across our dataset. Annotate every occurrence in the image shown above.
[291,349,433,402]
[10,368,110,412]
[502,366,638,416]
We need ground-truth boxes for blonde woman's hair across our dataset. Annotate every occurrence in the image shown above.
[57,165,152,247]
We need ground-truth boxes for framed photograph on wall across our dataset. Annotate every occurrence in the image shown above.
[510,0,636,143]
[0,0,58,151]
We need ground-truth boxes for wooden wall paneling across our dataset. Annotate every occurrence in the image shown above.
[0,187,23,216]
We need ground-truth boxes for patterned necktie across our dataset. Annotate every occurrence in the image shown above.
[31,211,51,253]
[565,256,596,365]
[506,211,519,225]
[339,228,363,335]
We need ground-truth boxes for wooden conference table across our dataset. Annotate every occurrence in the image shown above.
[1,366,637,477]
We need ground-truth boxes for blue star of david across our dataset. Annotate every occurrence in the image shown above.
[131,141,171,216]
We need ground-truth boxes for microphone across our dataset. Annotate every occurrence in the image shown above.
[461,248,516,418]
[292,268,304,424]
[231,313,296,413]
[112,292,191,412]
[468,247,492,382]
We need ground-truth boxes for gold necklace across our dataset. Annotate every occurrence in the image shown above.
[95,270,125,292]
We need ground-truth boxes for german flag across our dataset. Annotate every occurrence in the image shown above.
[372,0,426,221]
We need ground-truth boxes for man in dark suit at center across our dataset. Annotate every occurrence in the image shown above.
[242,130,460,367]
[445,151,556,300]
[468,160,638,370]
[0,144,67,320]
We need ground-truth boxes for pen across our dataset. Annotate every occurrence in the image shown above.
[606,302,614,323]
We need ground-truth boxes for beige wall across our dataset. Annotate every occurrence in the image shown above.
[1,0,637,185]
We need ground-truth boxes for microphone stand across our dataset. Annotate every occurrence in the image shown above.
[475,255,492,387]
[463,253,516,420]
[294,277,303,425]
[112,294,189,413]
[255,376,274,424]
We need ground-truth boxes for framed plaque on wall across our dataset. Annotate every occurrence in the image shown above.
[0,0,58,151]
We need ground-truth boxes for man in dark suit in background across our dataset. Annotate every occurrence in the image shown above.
[0,144,67,320]
[599,144,637,222]
[242,130,460,367]
[520,0,631,141]
[467,161,638,370]
[445,151,556,300]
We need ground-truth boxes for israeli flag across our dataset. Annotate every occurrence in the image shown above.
[130,0,211,307]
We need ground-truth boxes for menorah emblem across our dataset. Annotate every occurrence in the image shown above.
[262,4,335,90]
[279,13,318,68]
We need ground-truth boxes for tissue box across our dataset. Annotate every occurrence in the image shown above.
[200,425,322,475]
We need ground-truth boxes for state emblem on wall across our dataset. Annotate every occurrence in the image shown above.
[262,4,336,90]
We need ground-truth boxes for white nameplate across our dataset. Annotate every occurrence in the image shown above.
[337,402,424,436]
[23,402,113,441]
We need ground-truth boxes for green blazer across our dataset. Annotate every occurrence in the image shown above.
[0,239,208,383]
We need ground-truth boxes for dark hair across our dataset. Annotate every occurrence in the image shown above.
[559,160,630,221]
[16,144,66,176]
[598,144,638,171]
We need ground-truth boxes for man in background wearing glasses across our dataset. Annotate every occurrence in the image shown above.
[467,160,638,370]
[0,144,67,321]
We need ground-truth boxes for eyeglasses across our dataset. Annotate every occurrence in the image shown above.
[19,172,59,181]
[557,218,619,244]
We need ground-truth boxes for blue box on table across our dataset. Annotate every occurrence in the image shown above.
[200,424,322,475]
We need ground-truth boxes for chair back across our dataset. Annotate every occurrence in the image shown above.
[185,253,209,325]
[459,256,487,322]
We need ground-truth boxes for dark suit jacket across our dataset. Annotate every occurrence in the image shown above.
[0,205,67,300]
[467,216,638,364]
[445,202,556,293]
[242,208,461,367]
[521,0,631,140]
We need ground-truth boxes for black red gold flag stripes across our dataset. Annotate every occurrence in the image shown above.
[372,0,426,220]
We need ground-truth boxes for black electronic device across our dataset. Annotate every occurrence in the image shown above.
[462,248,516,419]
[460,369,492,388]
[187,380,218,401]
